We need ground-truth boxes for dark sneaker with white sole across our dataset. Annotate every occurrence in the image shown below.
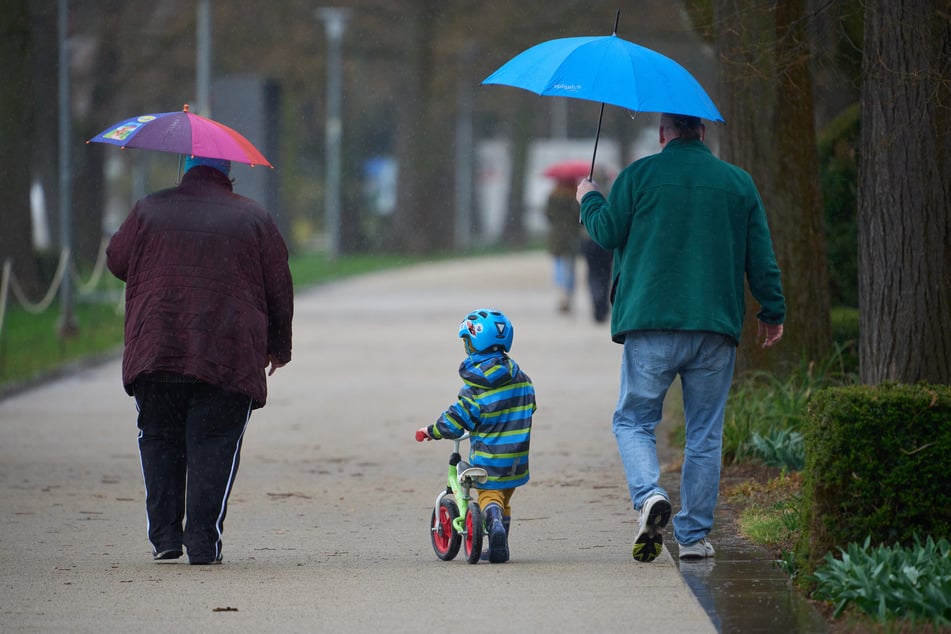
[632,493,671,563]
[153,549,183,561]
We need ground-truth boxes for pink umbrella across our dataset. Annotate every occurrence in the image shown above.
[87,104,272,168]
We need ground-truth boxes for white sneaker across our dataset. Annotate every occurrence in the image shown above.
[632,493,671,563]
[678,538,715,560]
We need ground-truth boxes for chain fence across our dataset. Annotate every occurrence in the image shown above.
[0,237,123,343]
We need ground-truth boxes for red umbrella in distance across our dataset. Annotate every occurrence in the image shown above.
[543,160,592,183]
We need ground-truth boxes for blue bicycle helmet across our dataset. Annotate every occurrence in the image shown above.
[459,308,514,354]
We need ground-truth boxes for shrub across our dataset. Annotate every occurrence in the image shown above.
[799,383,951,575]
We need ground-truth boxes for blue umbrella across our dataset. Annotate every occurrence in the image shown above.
[482,13,723,179]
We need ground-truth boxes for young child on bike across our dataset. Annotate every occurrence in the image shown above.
[415,308,536,563]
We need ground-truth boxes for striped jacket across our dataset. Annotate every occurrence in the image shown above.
[428,351,536,489]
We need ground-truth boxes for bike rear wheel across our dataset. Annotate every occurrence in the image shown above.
[431,497,461,561]
[463,501,484,564]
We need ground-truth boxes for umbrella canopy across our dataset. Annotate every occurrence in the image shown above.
[482,34,723,124]
[88,104,272,167]
[482,15,722,181]
[543,159,593,182]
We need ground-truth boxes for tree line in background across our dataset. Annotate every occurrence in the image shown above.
[0,0,947,385]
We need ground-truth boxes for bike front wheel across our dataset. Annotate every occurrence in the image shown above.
[431,497,461,561]
[463,501,484,564]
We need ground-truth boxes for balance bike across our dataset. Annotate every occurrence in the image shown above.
[428,433,487,564]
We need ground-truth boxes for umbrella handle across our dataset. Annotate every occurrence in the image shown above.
[589,102,605,181]
[583,11,618,221]
[589,8,619,180]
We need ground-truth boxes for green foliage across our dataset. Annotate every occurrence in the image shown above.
[812,536,951,625]
[721,343,857,465]
[777,548,799,579]
[728,472,803,578]
[681,0,715,43]
[818,103,860,307]
[741,497,801,545]
[830,306,859,374]
[799,383,951,574]
[749,429,805,471]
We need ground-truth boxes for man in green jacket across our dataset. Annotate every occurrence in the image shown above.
[576,113,785,563]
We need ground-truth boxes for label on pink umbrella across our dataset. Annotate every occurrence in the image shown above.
[102,116,157,142]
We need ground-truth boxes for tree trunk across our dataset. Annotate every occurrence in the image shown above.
[0,0,41,297]
[714,0,832,375]
[858,0,951,384]
[501,103,531,247]
[70,2,123,267]
[385,0,452,255]
[771,0,832,363]
[29,2,60,256]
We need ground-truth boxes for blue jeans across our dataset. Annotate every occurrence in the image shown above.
[613,330,736,546]
[552,255,576,294]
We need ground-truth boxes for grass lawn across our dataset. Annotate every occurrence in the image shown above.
[0,250,434,394]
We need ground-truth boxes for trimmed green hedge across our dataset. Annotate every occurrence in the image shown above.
[798,383,951,574]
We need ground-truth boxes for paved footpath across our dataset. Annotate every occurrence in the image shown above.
[0,251,715,633]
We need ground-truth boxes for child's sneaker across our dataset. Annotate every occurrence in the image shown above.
[678,538,715,560]
[632,493,671,563]
[484,504,509,563]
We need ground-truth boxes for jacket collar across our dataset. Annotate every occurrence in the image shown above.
[662,138,711,155]
[180,166,234,192]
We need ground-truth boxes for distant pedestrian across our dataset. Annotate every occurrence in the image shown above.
[416,308,536,563]
[545,169,614,323]
[545,179,582,313]
[576,113,785,562]
[106,155,294,565]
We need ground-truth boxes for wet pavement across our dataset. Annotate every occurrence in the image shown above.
[680,551,828,633]
[0,251,828,633]
[677,498,828,633]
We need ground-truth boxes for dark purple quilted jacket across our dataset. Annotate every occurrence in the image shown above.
[106,167,293,408]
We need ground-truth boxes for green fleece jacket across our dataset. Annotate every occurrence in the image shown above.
[580,138,785,344]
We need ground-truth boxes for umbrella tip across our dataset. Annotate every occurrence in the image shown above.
[183,103,190,112]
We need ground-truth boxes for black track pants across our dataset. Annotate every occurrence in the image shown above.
[133,379,252,562]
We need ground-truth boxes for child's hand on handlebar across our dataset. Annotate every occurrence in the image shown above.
[415,427,433,442]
